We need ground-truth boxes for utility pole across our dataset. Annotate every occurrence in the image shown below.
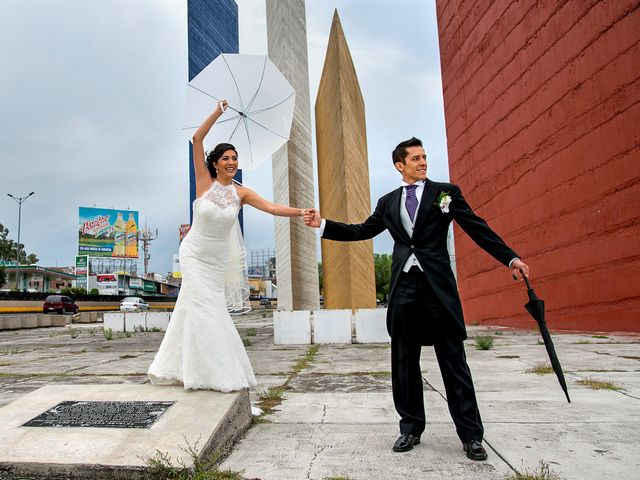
[139,224,158,278]
[7,192,35,290]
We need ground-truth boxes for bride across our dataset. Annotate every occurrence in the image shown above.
[148,99,307,391]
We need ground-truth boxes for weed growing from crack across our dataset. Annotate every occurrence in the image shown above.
[504,460,564,479]
[527,362,554,375]
[142,436,243,479]
[255,386,287,417]
[242,338,252,347]
[475,335,494,350]
[576,377,624,391]
[246,328,257,336]
[291,344,320,375]
[253,345,321,423]
[103,328,113,340]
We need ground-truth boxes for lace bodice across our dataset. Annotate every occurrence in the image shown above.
[199,181,241,209]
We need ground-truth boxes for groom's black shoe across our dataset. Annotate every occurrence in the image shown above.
[463,440,488,460]
[393,433,420,452]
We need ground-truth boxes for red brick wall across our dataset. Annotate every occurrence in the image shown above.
[436,1,640,332]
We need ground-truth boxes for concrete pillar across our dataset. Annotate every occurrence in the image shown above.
[315,10,377,309]
[266,0,320,311]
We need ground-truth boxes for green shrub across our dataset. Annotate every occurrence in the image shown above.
[103,328,113,340]
[475,335,494,350]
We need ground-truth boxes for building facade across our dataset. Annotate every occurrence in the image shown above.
[436,1,640,331]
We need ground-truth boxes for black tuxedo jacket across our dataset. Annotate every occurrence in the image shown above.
[323,179,518,340]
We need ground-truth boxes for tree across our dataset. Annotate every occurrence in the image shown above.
[373,253,392,302]
[0,266,6,289]
[0,223,39,265]
[317,262,323,293]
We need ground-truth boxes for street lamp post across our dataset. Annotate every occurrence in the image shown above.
[7,192,35,291]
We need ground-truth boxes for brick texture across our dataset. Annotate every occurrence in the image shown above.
[436,0,640,331]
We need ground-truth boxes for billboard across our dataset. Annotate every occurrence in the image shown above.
[96,274,118,295]
[79,207,139,258]
[179,224,191,242]
[129,277,144,290]
[75,255,89,290]
[172,254,181,279]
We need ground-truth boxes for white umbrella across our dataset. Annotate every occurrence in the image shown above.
[183,53,295,171]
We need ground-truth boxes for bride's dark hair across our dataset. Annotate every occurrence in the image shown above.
[205,143,237,178]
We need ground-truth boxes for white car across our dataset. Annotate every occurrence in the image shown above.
[120,297,149,312]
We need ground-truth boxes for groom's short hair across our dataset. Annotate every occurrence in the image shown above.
[392,137,423,165]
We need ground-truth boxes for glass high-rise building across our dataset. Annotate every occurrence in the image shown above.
[187,0,241,226]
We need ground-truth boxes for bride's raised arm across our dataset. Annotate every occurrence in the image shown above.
[191,100,228,198]
[238,187,306,218]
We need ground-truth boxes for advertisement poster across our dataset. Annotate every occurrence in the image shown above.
[172,254,181,279]
[78,207,139,258]
[96,274,118,295]
[179,224,191,242]
[75,255,88,290]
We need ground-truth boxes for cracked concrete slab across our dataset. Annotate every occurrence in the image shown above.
[486,421,639,480]
[266,391,452,426]
[1,316,638,479]
[221,423,513,480]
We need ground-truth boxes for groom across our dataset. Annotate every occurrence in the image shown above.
[305,137,529,460]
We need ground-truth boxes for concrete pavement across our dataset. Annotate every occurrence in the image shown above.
[0,312,638,479]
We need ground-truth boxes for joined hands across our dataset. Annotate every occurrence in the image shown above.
[302,208,322,228]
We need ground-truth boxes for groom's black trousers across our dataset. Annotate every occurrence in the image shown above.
[390,266,483,442]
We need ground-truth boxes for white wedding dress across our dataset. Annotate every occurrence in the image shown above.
[148,181,257,391]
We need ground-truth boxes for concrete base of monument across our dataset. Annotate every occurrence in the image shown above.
[274,308,390,344]
[103,312,171,332]
[0,384,251,480]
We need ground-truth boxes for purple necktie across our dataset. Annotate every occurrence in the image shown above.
[405,184,418,222]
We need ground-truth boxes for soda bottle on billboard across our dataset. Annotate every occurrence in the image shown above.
[112,212,126,257]
[125,212,138,258]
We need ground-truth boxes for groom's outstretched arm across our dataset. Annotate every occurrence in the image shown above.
[305,199,387,242]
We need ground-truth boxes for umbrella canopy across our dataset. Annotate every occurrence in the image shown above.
[183,53,295,170]
[523,276,571,403]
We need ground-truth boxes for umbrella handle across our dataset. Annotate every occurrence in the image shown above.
[522,271,532,290]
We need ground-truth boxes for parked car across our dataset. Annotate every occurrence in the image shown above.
[120,297,150,312]
[43,295,79,314]
[259,297,271,307]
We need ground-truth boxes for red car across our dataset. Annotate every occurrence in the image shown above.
[43,295,79,314]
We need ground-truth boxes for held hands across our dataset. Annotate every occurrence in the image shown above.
[303,208,322,228]
[511,259,530,281]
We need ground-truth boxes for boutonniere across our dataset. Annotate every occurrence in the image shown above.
[435,191,452,213]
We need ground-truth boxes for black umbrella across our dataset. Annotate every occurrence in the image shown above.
[522,275,571,403]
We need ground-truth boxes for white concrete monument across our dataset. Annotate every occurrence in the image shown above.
[266,0,320,311]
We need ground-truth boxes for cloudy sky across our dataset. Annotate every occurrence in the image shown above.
[0,0,449,274]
